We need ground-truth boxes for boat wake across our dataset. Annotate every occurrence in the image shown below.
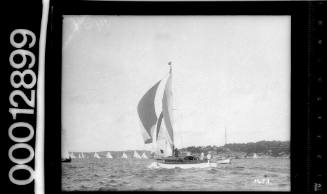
[147,162,161,169]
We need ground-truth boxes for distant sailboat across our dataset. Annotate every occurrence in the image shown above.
[81,152,85,159]
[106,152,113,159]
[61,128,71,162]
[137,62,217,168]
[133,151,141,159]
[70,152,76,159]
[94,152,101,159]
[253,153,258,159]
[217,127,232,164]
[61,150,71,162]
[200,152,205,160]
[78,153,82,159]
[122,152,128,159]
[141,152,148,159]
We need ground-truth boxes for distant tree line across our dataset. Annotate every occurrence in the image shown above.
[179,140,290,157]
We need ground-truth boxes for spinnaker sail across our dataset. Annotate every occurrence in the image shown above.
[137,81,161,144]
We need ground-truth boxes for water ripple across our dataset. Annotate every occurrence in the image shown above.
[62,158,290,191]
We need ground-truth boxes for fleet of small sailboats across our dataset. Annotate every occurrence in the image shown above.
[62,151,151,160]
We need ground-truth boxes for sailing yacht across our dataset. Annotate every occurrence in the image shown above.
[141,152,148,159]
[106,152,113,159]
[217,127,232,164]
[70,152,76,159]
[61,129,71,162]
[133,151,141,159]
[61,150,71,162]
[94,152,101,159]
[137,62,217,169]
[121,152,128,159]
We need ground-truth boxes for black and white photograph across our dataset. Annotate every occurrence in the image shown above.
[61,15,291,191]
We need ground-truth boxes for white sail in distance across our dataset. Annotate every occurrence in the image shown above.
[141,152,148,159]
[70,152,76,159]
[106,152,113,159]
[62,151,70,160]
[61,128,70,160]
[122,152,128,159]
[133,151,141,159]
[94,152,100,159]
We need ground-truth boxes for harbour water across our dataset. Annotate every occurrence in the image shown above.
[62,158,290,191]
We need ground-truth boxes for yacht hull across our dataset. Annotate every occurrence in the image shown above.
[148,158,217,169]
[156,161,217,169]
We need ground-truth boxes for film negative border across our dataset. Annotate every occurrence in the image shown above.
[6,0,43,194]
[45,1,315,193]
[4,0,327,193]
[309,1,327,192]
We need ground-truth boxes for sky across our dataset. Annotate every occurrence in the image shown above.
[62,16,290,152]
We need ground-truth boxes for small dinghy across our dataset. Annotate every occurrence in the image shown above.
[133,151,142,159]
[217,158,232,164]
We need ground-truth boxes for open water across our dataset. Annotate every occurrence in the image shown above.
[62,158,290,191]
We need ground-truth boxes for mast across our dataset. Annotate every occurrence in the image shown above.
[155,61,174,157]
[225,127,227,146]
[168,61,174,150]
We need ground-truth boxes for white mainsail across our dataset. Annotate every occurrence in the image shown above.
[62,151,70,160]
[141,152,148,159]
[78,153,82,159]
[122,152,128,159]
[106,152,113,159]
[61,128,70,160]
[133,151,141,159]
[81,152,85,158]
[200,152,205,160]
[94,152,100,159]
[70,152,76,159]
[137,63,174,157]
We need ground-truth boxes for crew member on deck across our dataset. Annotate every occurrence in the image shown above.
[200,152,204,160]
[174,148,179,157]
[207,152,212,160]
